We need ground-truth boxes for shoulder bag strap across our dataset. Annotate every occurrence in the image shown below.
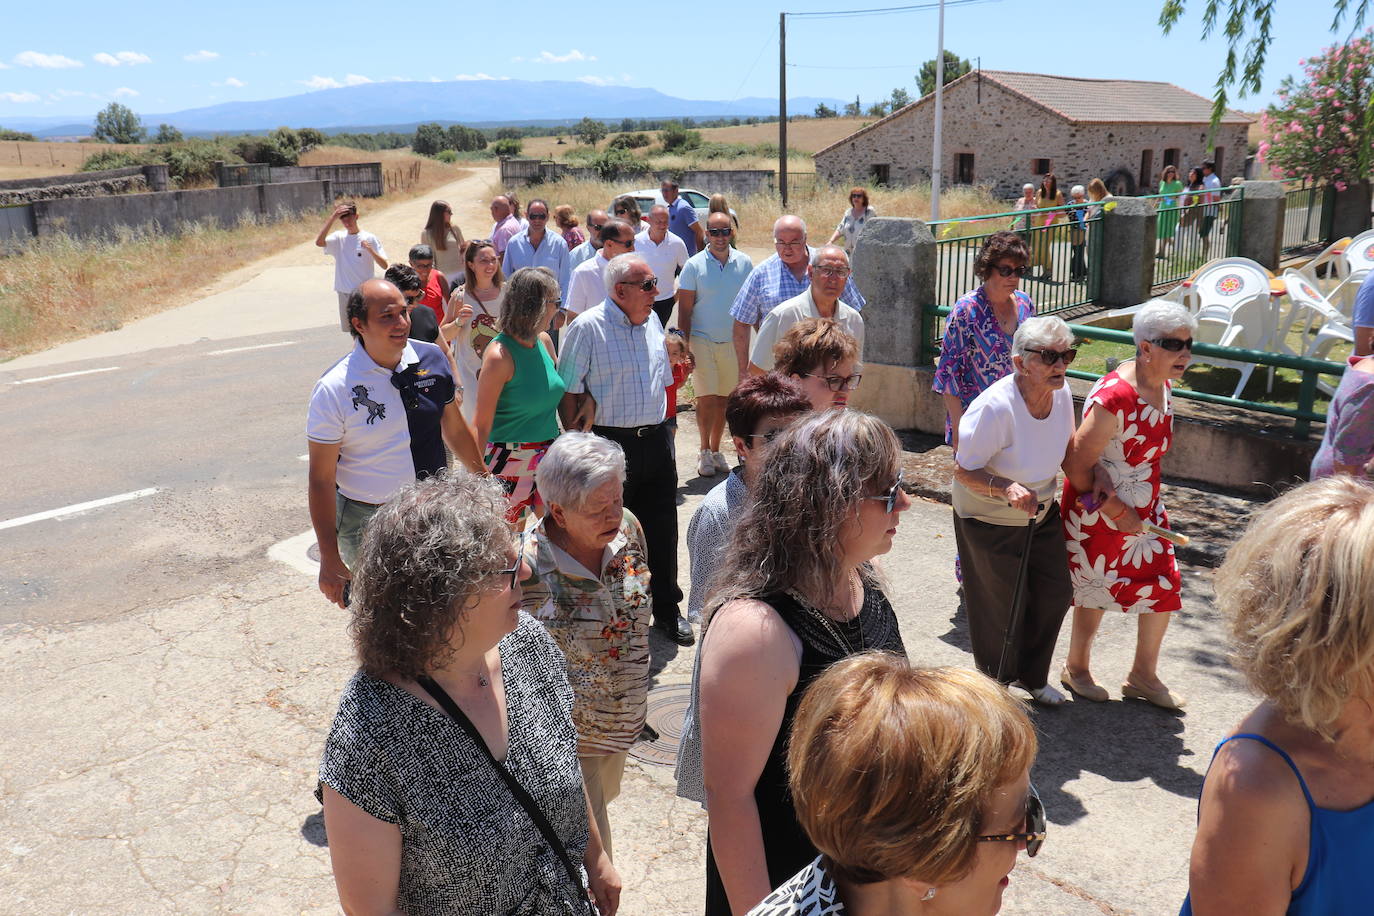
[416,675,595,914]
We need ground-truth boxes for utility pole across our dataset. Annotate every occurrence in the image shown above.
[930,0,945,220]
[779,11,789,208]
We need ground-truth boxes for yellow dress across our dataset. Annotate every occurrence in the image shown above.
[1031,190,1064,270]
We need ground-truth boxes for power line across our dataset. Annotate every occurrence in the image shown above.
[785,0,995,20]
[788,63,920,70]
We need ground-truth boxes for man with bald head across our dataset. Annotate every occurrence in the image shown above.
[636,204,689,326]
[729,214,866,375]
[749,245,865,373]
[306,278,485,609]
[489,194,522,258]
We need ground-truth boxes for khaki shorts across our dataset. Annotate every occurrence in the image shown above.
[690,337,738,398]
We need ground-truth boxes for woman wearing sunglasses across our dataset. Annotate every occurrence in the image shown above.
[952,315,1077,705]
[698,410,910,915]
[1181,476,1374,916]
[317,473,620,916]
[751,654,1043,915]
[1059,300,1197,709]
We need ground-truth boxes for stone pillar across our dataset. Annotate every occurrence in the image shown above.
[1097,196,1155,309]
[852,217,936,368]
[141,163,169,192]
[1237,180,1285,270]
[1330,180,1372,241]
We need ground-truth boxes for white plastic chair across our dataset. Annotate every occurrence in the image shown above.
[1191,293,1276,398]
[1295,235,1354,295]
[1281,269,1355,395]
[1328,229,1374,313]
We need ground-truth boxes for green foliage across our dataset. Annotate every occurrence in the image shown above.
[608,132,651,150]
[492,137,523,157]
[494,126,523,140]
[589,147,637,181]
[813,103,838,119]
[298,127,325,150]
[1258,31,1374,187]
[93,102,146,144]
[917,51,971,97]
[270,126,301,153]
[449,125,487,152]
[326,130,411,151]
[659,121,702,152]
[889,87,912,111]
[79,149,153,172]
[231,134,298,166]
[436,149,459,163]
[412,122,446,156]
[866,102,889,117]
[0,128,38,141]
[843,96,862,117]
[79,138,244,185]
[153,124,184,144]
[574,117,609,145]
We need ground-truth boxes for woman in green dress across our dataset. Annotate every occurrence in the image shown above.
[1155,165,1184,259]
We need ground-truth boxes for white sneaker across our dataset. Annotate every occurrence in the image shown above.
[696,449,716,477]
[712,451,731,473]
[1016,681,1068,707]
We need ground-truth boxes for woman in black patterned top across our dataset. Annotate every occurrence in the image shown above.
[749,655,1043,915]
[698,410,912,915]
[316,474,621,916]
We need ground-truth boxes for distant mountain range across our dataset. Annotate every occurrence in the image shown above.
[2,79,846,138]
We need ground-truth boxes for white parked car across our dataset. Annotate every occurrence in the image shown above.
[611,187,736,225]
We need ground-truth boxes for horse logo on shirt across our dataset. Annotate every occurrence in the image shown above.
[351,385,386,424]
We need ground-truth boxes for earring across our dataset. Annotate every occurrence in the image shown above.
[922,887,938,902]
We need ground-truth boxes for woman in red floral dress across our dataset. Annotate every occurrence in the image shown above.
[1060,301,1197,710]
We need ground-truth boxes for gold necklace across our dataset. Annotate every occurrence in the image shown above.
[803,572,866,655]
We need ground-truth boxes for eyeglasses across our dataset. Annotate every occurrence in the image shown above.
[800,371,862,391]
[545,298,562,308]
[606,237,635,249]
[813,266,851,279]
[865,472,905,513]
[993,264,1032,279]
[977,785,1046,858]
[1024,347,1078,366]
[617,276,659,292]
[746,428,785,445]
[1151,337,1194,352]
[774,239,806,248]
[850,194,863,201]
[493,533,525,590]
[707,226,733,237]
[527,212,548,220]
[588,223,605,233]
[614,208,633,215]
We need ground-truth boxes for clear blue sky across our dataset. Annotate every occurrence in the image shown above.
[0,0,1360,122]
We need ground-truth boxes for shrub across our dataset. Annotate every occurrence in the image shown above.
[608,132,651,150]
[589,147,638,181]
[232,136,298,167]
[436,149,459,163]
[0,128,38,141]
[80,149,154,172]
[659,122,702,152]
[162,139,242,184]
[492,137,523,157]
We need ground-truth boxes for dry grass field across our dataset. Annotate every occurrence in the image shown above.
[515,117,871,163]
[0,141,150,181]
[300,146,470,199]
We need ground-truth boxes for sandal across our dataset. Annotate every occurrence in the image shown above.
[1060,667,1109,703]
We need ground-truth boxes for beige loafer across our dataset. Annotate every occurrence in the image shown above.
[1059,667,1109,703]
[1122,680,1187,711]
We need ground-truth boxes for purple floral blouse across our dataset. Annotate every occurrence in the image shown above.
[931,286,1036,441]
[1311,357,1374,479]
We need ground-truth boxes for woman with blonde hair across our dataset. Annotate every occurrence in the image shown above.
[555,204,587,250]
[1181,476,1374,914]
[443,239,506,420]
[751,654,1043,915]
[1030,174,1064,282]
[421,200,466,285]
[698,409,912,915]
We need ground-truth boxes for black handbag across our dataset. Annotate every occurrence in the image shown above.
[416,675,598,916]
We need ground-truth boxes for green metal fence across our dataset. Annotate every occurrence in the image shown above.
[1282,183,1334,253]
[1144,187,1244,289]
[919,303,1344,439]
[929,201,1102,317]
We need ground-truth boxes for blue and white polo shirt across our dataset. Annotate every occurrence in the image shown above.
[307,340,455,504]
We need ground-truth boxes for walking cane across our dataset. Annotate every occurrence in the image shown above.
[995,503,1042,684]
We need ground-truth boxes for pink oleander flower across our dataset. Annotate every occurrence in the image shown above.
[1290,122,1303,132]
[1336,180,1349,191]
[1317,124,1326,137]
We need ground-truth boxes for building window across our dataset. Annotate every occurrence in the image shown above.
[870,163,891,186]
[955,153,975,185]
[1163,148,1180,169]
[1139,149,1154,191]
[1031,158,1052,175]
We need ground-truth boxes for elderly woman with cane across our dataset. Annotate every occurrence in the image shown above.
[952,315,1078,706]
[1060,300,1196,710]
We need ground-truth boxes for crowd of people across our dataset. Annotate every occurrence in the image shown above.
[303,183,1374,915]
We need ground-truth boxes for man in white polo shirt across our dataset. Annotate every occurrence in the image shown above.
[306,278,485,607]
[636,205,689,327]
[564,218,637,318]
[749,245,864,374]
[315,200,388,332]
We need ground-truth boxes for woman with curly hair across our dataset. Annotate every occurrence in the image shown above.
[751,654,1043,915]
[316,473,620,916]
[1181,476,1374,914]
[696,409,912,914]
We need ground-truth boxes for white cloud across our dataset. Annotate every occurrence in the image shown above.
[535,49,596,64]
[576,75,620,86]
[184,50,219,62]
[52,89,93,98]
[216,76,246,88]
[112,87,139,97]
[94,51,151,67]
[1,91,41,103]
[301,75,342,90]
[453,73,509,81]
[343,73,372,86]
[15,51,83,69]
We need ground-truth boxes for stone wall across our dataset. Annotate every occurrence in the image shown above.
[814,78,1250,199]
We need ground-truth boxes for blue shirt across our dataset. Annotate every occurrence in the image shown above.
[678,247,755,344]
[665,197,700,256]
[558,299,673,427]
[729,251,866,326]
[1353,271,1374,330]
[502,229,571,296]
[568,240,598,272]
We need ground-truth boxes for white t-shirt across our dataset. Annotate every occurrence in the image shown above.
[634,230,689,298]
[749,288,865,371]
[566,253,610,316]
[324,230,386,293]
[953,373,1074,525]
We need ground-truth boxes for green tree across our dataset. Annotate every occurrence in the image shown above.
[843,95,862,117]
[1159,0,1371,126]
[866,101,889,117]
[574,117,608,145]
[494,126,523,140]
[0,127,38,141]
[269,126,301,153]
[153,123,184,144]
[813,102,838,118]
[298,127,325,150]
[492,137,523,156]
[92,102,146,144]
[659,122,702,151]
[889,87,912,111]
[412,122,447,156]
[917,51,972,97]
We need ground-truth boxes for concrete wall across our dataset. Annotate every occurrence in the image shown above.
[0,204,36,249]
[814,78,1250,198]
[0,165,143,192]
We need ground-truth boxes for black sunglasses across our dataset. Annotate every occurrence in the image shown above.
[800,371,862,392]
[1151,337,1194,351]
[1024,347,1078,366]
[527,212,548,219]
[707,226,733,237]
[389,371,420,410]
[993,264,1032,279]
[618,276,658,292]
[747,428,784,445]
[865,471,905,513]
[977,785,1046,858]
[494,533,525,589]
[588,223,605,232]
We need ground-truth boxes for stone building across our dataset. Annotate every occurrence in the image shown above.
[813,70,1252,199]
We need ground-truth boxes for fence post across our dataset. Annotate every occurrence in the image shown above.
[1294,367,1319,440]
[1238,181,1284,270]
[1330,180,1373,240]
[1319,183,1337,244]
[852,217,937,367]
[1097,196,1155,308]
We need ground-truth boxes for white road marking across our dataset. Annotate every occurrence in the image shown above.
[268,529,320,576]
[0,487,160,531]
[11,366,121,385]
[206,341,296,356]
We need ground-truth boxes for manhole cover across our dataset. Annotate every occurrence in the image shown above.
[629,682,691,766]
